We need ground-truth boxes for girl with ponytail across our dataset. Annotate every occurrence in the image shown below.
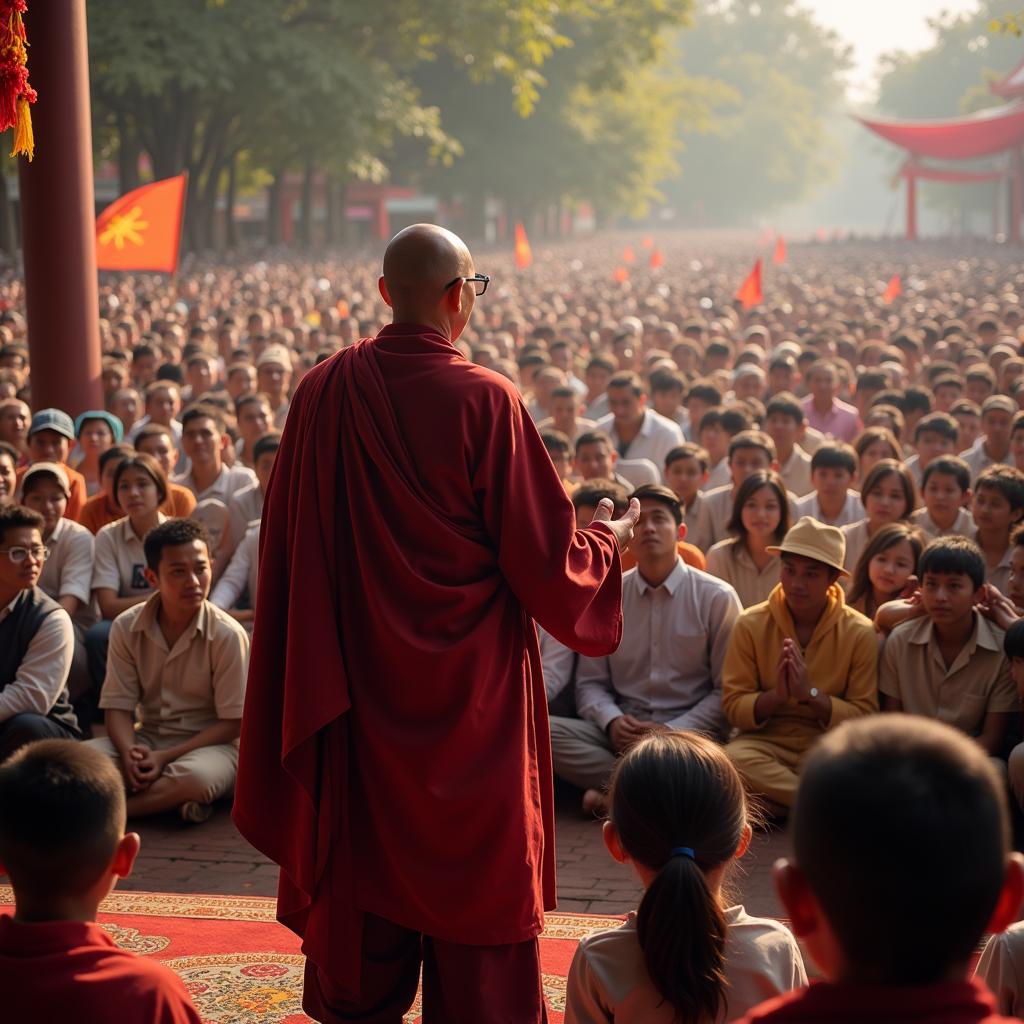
[565,732,806,1023]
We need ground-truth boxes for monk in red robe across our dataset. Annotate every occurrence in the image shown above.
[233,224,638,1023]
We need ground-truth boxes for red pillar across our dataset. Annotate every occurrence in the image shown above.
[905,167,918,242]
[1012,148,1023,244]
[18,0,102,415]
[375,195,389,241]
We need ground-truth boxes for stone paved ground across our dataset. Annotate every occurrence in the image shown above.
[119,782,789,920]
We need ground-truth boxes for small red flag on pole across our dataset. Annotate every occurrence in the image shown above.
[649,248,663,270]
[773,236,786,264]
[641,235,654,249]
[612,266,630,283]
[735,260,763,310]
[622,245,635,264]
[882,274,902,303]
[514,222,533,269]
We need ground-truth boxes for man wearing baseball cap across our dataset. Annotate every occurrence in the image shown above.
[16,410,88,520]
[721,516,878,816]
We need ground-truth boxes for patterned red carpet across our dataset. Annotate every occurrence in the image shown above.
[0,886,622,1022]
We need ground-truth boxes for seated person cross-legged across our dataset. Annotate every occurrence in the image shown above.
[880,537,1019,762]
[722,517,878,817]
[550,484,742,814]
[87,519,250,824]
[0,505,80,761]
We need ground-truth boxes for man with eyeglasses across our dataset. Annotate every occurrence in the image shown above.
[235,223,640,1023]
[0,504,79,761]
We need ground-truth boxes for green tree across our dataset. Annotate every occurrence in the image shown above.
[658,0,853,225]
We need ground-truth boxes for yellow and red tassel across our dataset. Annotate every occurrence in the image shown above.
[0,2,34,160]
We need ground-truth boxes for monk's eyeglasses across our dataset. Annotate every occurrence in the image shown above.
[444,273,490,297]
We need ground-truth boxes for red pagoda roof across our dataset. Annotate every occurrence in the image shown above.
[992,59,1024,100]
[857,103,1024,161]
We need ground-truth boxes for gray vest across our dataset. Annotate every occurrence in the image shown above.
[0,587,80,736]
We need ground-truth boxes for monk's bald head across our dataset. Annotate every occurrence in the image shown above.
[382,224,473,306]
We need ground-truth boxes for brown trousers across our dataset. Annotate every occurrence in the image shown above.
[303,912,549,1024]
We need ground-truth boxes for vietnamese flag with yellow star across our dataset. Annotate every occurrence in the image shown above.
[96,174,187,273]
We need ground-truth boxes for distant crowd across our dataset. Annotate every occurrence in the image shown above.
[4,238,1024,1021]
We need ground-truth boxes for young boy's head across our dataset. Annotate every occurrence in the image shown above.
[143,518,213,616]
[917,536,986,628]
[981,395,1016,454]
[180,403,228,471]
[973,465,1024,539]
[0,740,140,915]
[1004,615,1024,692]
[699,406,752,465]
[949,399,981,453]
[764,393,805,458]
[664,443,708,503]
[778,715,1021,985]
[540,429,572,480]
[252,432,280,494]
[574,430,617,481]
[726,430,776,488]
[921,455,971,525]
[683,381,721,434]
[913,412,959,470]
[571,479,628,529]
[809,442,857,500]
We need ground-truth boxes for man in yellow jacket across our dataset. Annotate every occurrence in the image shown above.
[723,516,878,813]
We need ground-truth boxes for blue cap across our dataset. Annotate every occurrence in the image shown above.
[74,410,124,443]
[29,408,75,440]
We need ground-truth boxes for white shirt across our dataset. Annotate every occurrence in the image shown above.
[92,514,167,599]
[538,625,576,702]
[227,483,263,550]
[39,518,97,631]
[595,410,683,479]
[961,436,1009,483]
[794,489,864,528]
[575,558,741,737]
[566,905,807,1024]
[910,506,976,540]
[173,463,257,505]
[0,590,74,723]
[211,523,260,615]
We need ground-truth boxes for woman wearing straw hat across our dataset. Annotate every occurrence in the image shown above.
[721,516,879,817]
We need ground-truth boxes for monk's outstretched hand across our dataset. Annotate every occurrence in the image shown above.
[592,497,641,553]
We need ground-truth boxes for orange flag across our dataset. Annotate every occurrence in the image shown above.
[612,266,629,283]
[773,236,786,264]
[882,274,902,303]
[641,235,654,249]
[96,174,187,273]
[622,245,635,264]
[649,248,664,270]
[514,222,533,269]
[735,260,763,310]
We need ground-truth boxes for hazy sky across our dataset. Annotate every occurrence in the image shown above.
[805,0,982,103]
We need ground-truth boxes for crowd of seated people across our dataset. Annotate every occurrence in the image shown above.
[5,240,1024,1019]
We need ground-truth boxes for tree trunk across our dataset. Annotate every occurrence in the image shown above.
[116,110,141,195]
[299,157,314,248]
[224,153,238,250]
[324,173,337,246]
[266,169,284,246]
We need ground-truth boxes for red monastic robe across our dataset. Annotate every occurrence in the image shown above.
[233,324,623,998]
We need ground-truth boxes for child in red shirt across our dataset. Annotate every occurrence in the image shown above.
[733,716,1024,1024]
[0,739,200,1022]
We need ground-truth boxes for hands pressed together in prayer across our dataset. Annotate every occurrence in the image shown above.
[591,496,641,553]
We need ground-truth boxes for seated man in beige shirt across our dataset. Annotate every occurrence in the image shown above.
[880,536,1018,760]
[88,518,250,824]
